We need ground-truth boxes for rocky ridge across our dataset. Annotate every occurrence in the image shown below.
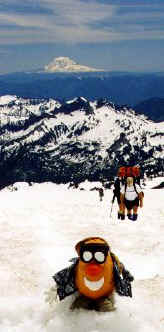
[0,95,164,188]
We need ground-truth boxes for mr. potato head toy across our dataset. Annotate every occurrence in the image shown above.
[53,237,134,312]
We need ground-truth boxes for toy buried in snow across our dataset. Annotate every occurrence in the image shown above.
[53,237,134,312]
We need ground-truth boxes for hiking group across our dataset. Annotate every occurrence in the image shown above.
[113,166,144,221]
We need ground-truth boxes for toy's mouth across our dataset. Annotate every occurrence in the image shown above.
[84,276,104,291]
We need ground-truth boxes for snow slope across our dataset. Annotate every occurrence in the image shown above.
[0,179,164,331]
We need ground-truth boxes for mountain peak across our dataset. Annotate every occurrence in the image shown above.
[0,95,17,105]
[44,56,104,73]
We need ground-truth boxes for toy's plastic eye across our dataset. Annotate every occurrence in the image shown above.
[83,251,92,262]
[95,251,105,263]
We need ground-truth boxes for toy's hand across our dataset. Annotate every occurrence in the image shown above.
[45,286,58,306]
[140,201,143,208]
[122,269,134,282]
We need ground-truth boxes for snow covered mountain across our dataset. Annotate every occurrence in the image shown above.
[0,95,164,188]
[1,179,164,332]
[44,56,104,72]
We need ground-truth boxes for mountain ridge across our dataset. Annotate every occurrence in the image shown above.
[0,95,164,188]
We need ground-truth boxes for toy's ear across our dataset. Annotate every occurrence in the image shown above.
[111,252,134,298]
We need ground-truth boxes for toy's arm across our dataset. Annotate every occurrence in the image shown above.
[111,252,134,297]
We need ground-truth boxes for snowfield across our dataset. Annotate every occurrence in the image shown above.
[0,178,164,332]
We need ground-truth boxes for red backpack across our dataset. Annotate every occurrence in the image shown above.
[117,166,140,178]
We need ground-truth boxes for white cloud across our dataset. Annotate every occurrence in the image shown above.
[0,13,51,29]
[1,25,164,46]
[42,0,116,25]
[0,1,117,44]
[0,0,164,44]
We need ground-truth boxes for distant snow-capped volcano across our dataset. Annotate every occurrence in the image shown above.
[44,57,104,72]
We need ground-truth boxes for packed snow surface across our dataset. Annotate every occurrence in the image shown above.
[0,178,164,331]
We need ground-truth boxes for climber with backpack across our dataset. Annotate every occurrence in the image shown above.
[120,176,143,221]
[116,166,144,221]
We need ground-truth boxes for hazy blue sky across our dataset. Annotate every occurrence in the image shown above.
[0,0,164,73]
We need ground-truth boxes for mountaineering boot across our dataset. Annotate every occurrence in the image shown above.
[118,212,121,219]
[96,295,116,312]
[71,295,116,312]
[127,213,133,220]
[120,214,125,220]
[132,214,138,221]
[70,295,95,310]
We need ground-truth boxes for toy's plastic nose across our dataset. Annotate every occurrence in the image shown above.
[85,263,103,277]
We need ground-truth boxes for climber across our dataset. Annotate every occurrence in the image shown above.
[120,176,143,221]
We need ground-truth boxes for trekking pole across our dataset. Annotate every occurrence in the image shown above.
[109,195,115,218]
[109,203,113,218]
